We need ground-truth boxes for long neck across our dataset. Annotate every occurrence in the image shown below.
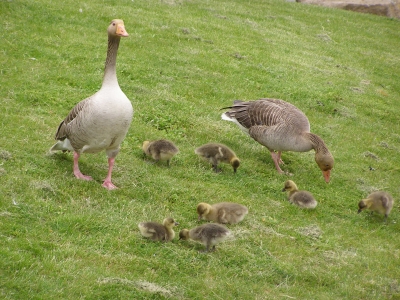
[102,35,120,87]
[307,133,330,154]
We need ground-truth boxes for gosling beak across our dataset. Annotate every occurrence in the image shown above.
[357,209,362,214]
[281,187,286,192]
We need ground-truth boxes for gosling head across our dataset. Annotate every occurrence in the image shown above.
[179,229,190,240]
[197,203,211,220]
[282,180,298,192]
[142,141,150,154]
[357,200,369,214]
[163,217,179,228]
[230,157,240,173]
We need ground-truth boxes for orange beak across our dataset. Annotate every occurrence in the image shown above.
[322,170,331,183]
[116,24,129,37]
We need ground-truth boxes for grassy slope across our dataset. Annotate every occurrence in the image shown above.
[1,0,400,299]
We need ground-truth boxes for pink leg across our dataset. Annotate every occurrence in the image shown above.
[73,152,93,181]
[102,157,118,190]
[277,151,284,165]
[270,151,284,173]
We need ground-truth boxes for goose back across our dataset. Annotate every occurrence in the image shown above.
[223,99,312,152]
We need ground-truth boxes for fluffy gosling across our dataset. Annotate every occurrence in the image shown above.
[179,223,231,252]
[142,139,179,166]
[194,143,240,173]
[282,180,317,209]
[138,217,179,242]
[197,202,248,224]
[358,191,394,222]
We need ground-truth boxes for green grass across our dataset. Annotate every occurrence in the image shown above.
[1,0,400,298]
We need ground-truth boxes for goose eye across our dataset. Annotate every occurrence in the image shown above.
[112,22,116,26]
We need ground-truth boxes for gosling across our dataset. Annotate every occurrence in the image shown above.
[282,180,317,209]
[197,202,248,224]
[138,217,179,242]
[142,139,179,166]
[194,143,240,173]
[358,191,394,222]
[179,223,231,252]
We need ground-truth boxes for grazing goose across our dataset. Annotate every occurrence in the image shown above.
[142,139,179,166]
[358,191,394,222]
[197,202,248,224]
[194,143,240,173]
[50,19,133,190]
[282,180,317,209]
[221,99,334,182]
[179,223,231,252]
[138,218,179,242]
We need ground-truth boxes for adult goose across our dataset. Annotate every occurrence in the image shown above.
[221,99,334,182]
[50,19,133,190]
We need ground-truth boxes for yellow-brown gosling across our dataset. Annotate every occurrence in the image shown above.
[179,223,231,252]
[138,217,179,242]
[142,139,179,167]
[194,143,240,173]
[358,191,394,222]
[197,202,248,224]
[282,180,317,209]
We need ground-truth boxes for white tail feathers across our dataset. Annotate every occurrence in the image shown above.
[49,139,73,152]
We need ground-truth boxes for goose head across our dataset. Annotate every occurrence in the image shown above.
[108,19,129,37]
[315,151,334,183]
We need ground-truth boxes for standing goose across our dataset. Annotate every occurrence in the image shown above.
[194,143,240,173]
[50,19,133,190]
[221,99,334,182]
[282,180,318,209]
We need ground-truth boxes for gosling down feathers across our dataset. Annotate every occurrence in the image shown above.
[142,139,179,166]
[138,218,179,242]
[221,99,334,182]
[282,180,317,209]
[197,202,248,224]
[179,223,231,252]
[195,143,240,173]
[358,191,394,222]
[50,19,133,190]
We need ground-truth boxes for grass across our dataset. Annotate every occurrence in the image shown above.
[1,0,400,298]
